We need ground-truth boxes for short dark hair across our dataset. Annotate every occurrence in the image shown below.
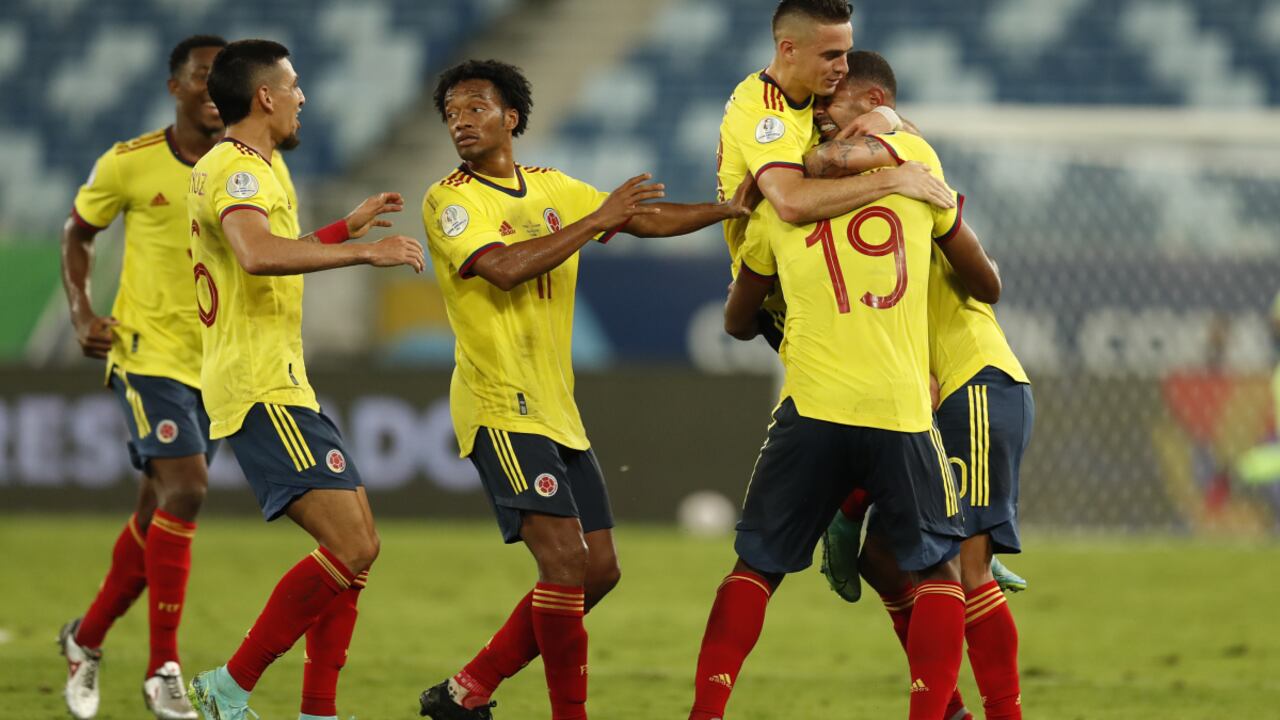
[168,34,227,77]
[433,59,533,137]
[771,0,853,37]
[208,39,291,126]
[845,50,897,99]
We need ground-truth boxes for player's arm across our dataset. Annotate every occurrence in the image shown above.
[222,194,424,276]
[803,135,900,179]
[60,215,116,358]
[757,162,954,224]
[622,174,756,237]
[724,272,774,340]
[938,221,1001,303]
[470,174,663,291]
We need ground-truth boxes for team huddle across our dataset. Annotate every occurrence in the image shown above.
[56,2,1032,720]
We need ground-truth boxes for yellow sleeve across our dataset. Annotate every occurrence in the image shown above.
[210,155,272,224]
[423,185,504,278]
[72,146,126,229]
[738,211,778,280]
[550,171,613,242]
[873,132,963,241]
[728,100,811,180]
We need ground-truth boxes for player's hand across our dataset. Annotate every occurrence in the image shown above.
[590,174,665,231]
[365,234,424,273]
[889,161,955,209]
[726,175,762,218]
[345,192,405,239]
[73,314,117,359]
[836,109,894,140]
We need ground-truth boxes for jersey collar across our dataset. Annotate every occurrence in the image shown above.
[165,126,197,168]
[460,163,527,198]
[217,137,273,166]
[759,71,813,111]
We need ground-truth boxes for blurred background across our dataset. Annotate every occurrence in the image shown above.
[3,0,1280,536]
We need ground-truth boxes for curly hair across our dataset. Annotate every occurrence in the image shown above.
[433,59,533,137]
[168,34,227,78]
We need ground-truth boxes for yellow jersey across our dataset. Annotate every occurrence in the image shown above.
[72,127,204,387]
[739,133,962,432]
[928,249,1029,402]
[188,138,310,439]
[717,71,815,267]
[423,164,611,457]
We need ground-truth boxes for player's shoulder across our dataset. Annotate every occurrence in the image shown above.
[111,128,169,157]
[425,168,475,206]
[522,164,578,191]
[198,140,270,176]
[874,132,941,166]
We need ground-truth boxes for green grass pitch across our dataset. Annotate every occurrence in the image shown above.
[2,515,1278,718]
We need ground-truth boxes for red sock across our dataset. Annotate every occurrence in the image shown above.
[76,514,148,649]
[531,583,588,720]
[840,488,870,522]
[907,581,966,720]
[145,510,195,675]
[689,572,773,720]
[300,572,367,717]
[966,581,1021,719]
[456,590,540,708]
[226,547,355,692]
[881,587,971,720]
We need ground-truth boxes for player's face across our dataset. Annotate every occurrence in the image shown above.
[789,21,852,97]
[172,46,223,135]
[813,81,876,141]
[267,58,305,151]
[443,79,516,162]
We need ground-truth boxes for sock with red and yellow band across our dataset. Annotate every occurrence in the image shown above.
[531,583,588,720]
[881,586,971,720]
[689,571,773,720]
[77,514,149,649]
[299,571,368,717]
[226,547,356,692]
[455,590,539,709]
[907,581,967,720]
[965,580,1021,720]
[145,510,195,676]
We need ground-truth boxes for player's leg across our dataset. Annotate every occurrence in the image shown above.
[190,404,370,719]
[690,398,850,720]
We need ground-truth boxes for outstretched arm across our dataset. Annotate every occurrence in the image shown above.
[939,221,1001,303]
[623,174,756,238]
[756,162,954,225]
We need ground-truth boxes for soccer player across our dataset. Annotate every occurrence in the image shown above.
[716,0,955,347]
[808,51,1033,720]
[691,83,982,719]
[416,60,752,720]
[58,34,228,720]
[183,39,424,720]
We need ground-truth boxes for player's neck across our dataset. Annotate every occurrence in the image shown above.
[764,60,809,107]
[463,150,516,179]
[170,118,219,164]
[223,121,276,161]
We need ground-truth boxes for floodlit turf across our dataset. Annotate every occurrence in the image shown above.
[3,516,1278,719]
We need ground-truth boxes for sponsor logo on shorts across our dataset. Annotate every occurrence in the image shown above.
[534,472,558,497]
[326,449,347,473]
[156,420,179,444]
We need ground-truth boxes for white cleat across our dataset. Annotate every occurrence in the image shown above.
[59,618,102,720]
[144,661,199,719]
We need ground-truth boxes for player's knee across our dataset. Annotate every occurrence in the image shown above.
[533,537,589,585]
[162,481,208,520]
[588,561,621,601]
[960,560,995,592]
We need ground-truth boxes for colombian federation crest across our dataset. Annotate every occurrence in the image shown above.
[543,208,562,233]
[155,420,179,444]
[226,171,259,199]
[441,205,469,237]
[326,449,347,474]
[534,473,559,497]
[755,116,785,143]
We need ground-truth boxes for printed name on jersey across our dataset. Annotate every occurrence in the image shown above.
[441,205,470,237]
[544,208,562,233]
[755,116,785,143]
[226,171,260,199]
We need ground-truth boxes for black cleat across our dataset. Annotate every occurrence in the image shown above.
[419,680,495,720]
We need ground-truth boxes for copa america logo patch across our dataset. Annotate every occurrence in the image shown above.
[226,171,259,199]
[755,116,785,143]
[155,420,179,444]
[441,205,469,237]
[534,473,559,497]
[543,208,562,233]
[326,449,347,473]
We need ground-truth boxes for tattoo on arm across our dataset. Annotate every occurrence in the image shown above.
[862,136,884,154]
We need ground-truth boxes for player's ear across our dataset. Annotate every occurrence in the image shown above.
[257,84,274,114]
[167,76,181,98]
[503,108,518,132]
[867,86,885,108]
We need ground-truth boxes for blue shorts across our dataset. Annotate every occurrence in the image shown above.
[738,398,965,575]
[108,369,219,471]
[226,403,363,521]
[469,428,615,544]
[935,367,1034,554]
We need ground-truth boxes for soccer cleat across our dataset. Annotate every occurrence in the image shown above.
[188,668,258,720]
[946,709,975,720]
[820,510,862,603]
[59,617,102,720]
[418,680,496,720]
[991,556,1027,594]
[144,661,198,719]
